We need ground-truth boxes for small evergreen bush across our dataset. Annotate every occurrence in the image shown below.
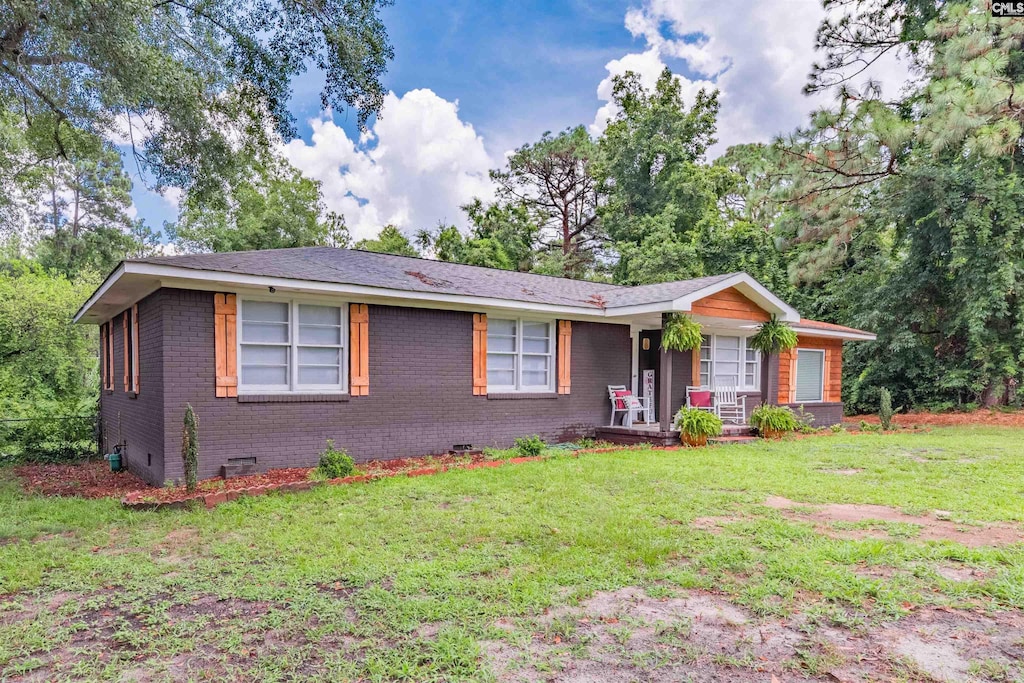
[879,387,894,430]
[181,404,199,492]
[513,435,545,456]
[317,439,355,479]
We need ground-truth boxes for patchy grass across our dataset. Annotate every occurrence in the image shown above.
[1,426,1023,681]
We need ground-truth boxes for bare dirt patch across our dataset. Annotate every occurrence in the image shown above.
[484,587,1024,682]
[818,468,864,476]
[764,496,1024,547]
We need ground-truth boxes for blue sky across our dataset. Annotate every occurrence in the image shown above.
[132,0,905,243]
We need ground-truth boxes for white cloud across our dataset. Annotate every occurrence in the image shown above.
[105,111,163,147]
[592,0,911,158]
[283,89,495,240]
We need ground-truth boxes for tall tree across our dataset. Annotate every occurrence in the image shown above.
[354,225,420,257]
[0,0,393,195]
[490,126,602,278]
[169,154,332,253]
[415,201,541,272]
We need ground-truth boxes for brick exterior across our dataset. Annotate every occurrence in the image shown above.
[98,292,165,483]
[101,288,632,484]
[782,402,844,427]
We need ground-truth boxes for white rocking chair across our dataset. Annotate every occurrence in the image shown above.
[607,385,652,427]
[713,378,746,424]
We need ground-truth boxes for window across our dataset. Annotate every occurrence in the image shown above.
[239,299,346,393]
[698,334,760,390]
[487,318,554,392]
[794,349,825,402]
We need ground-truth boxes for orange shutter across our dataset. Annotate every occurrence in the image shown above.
[100,323,107,390]
[692,345,701,385]
[214,294,238,398]
[557,320,572,394]
[349,304,369,396]
[132,304,140,393]
[107,321,114,390]
[777,347,797,404]
[472,314,487,395]
[122,313,129,392]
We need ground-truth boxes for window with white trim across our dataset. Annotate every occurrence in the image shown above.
[794,348,825,402]
[487,318,554,392]
[239,299,346,393]
[698,334,760,390]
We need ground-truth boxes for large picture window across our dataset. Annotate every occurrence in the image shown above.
[794,349,825,402]
[698,334,760,390]
[487,318,554,392]
[239,299,346,393]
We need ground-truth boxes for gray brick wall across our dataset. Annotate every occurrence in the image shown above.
[783,402,844,427]
[98,292,165,483]
[151,288,632,483]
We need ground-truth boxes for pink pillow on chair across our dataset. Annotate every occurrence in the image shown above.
[613,390,631,409]
[690,390,712,408]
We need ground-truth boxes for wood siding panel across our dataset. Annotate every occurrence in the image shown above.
[557,320,572,394]
[690,287,771,322]
[472,314,487,395]
[214,293,238,398]
[349,304,369,396]
[777,335,843,404]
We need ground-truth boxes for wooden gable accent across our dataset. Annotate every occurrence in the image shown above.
[349,304,369,396]
[777,335,843,404]
[557,320,572,394]
[472,314,487,395]
[691,287,771,322]
[214,294,238,398]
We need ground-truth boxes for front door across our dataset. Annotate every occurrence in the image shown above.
[638,330,661,418]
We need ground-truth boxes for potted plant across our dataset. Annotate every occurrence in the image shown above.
[750,404,799,439]
[674,407,723,447]
[661,313,703,352]
[747,315,798,406]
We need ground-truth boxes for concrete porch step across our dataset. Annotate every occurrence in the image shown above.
[720,424,756,437]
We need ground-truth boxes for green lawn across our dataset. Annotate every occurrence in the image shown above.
[1,426,1023,681]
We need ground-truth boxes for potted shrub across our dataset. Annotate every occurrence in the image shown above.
[750,404,799,439]
[674,407,723,447]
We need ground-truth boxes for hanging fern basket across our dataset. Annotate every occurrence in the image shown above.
[661,314,703,352]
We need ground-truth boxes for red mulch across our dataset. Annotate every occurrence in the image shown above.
[13,461,151,499]
[849,409,1024,428]
[360,451,486,475]
[133,468,315,503]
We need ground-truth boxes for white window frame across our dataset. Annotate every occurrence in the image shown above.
[698,334,761,391]
[486,317,556,394]
[237,296,348,394]
[794,348,826,403]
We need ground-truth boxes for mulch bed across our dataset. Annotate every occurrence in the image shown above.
[13,461,150,499]
[850,409,1024,428]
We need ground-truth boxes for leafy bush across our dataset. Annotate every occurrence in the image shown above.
[750,404,799,436]
[513,434,545,456]
[673,408,723,440]
[793,405,818,434]
[859,420,882,433]
[317,439,355,479]
[830,423,844,433]
[660,314,703,351]
[181,404,199,492]
[879,387,894,430]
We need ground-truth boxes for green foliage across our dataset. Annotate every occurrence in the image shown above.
[354,225,420,257]
[660,314,703,352]
[879,388,894,430]
[316,439,355,479]
[0,0,393,196]
[673,407,723,439]
[169,154,333,253]
[0,263,98,461]
[748,316,798,356]
[513,435,545,456]
[181,404,199,493]
[830,423,844,434]
[749,405,799,435]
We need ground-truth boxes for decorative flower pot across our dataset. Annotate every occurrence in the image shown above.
[761,428,784,440]
[681,433,708,447]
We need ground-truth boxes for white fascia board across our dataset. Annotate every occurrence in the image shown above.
[673,273,801,322]
[77,262,612,322]
[791,326,877,341]
[73,263,125,322]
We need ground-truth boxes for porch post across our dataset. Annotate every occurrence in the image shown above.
[630,325,642,395]
[658,313,673,429]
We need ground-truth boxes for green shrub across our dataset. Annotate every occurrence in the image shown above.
[181,404,199,492]
[793,405,818,434]
[673,407,723,440]
[660,314,703,351]
[317,439,355,479]
[879,387,894,430]
[749,404,799,435]
[859,420,882,433]
[830,423,844,433]
[513,434,545,456]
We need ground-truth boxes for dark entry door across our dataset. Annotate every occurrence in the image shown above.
[638,330,661,418]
